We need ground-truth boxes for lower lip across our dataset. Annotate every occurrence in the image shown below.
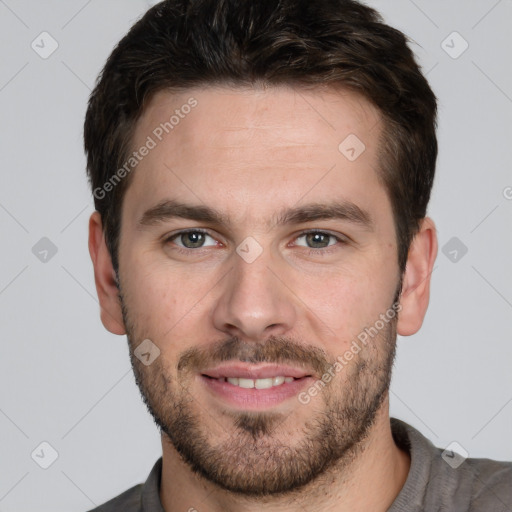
[200,375,313,410]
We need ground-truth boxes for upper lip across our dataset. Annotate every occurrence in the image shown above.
[201,363,312,380]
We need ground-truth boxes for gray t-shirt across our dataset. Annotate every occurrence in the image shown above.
[88,418,512,511]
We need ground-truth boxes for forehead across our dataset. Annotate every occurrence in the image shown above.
[139,85,380,149]
[123,85,387,226]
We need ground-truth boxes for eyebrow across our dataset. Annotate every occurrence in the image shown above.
[137,199,373,231]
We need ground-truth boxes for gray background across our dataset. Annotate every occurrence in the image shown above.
[0,0,511,510]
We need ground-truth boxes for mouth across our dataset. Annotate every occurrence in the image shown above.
[199,363,314,410]
[203,375,297,389]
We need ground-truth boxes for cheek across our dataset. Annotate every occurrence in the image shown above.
[122,260,215,350]
[122,260,177,329]
[299,259,396,338]
[303,274,370,335]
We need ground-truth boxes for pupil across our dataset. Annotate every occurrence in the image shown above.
[307,233,328,248]
[183,232,205,248]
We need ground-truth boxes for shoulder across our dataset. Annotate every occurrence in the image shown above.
[86,483,143,512]
[86,458,163,512]
[390,418,512,511]
[463,456,512,511]
[429,442,512,511]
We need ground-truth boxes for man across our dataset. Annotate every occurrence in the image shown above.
[85,0,512,510]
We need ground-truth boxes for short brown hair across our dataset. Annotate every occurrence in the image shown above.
[84,0,437,275]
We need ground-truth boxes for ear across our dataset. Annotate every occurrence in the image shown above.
[397,217,438,336]
[88,211,126,335]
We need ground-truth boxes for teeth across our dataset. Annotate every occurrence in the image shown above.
[272,376,285,386]
[223,376,296,389]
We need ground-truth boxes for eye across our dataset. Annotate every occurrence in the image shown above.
[294,231,343,249]
[166,229,218,249]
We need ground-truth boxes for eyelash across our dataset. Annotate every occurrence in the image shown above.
[293,229,347,256]
[163,229,348,256]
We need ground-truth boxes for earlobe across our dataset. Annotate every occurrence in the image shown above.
[88,211,126,335]
[396,217,438,336]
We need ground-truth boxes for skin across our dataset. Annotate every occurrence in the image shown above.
[89,85,438,512]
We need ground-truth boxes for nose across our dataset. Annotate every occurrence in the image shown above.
[212,247,297,341]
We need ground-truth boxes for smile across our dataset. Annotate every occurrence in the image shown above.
[205,375,296,389]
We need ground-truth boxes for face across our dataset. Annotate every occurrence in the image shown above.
[115,86,402,495]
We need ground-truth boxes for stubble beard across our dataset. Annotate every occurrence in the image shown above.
[119,288,397,497]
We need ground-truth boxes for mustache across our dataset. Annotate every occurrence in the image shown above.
[177,336,333,377]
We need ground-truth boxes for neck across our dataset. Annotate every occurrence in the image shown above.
[159,395,410,512]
